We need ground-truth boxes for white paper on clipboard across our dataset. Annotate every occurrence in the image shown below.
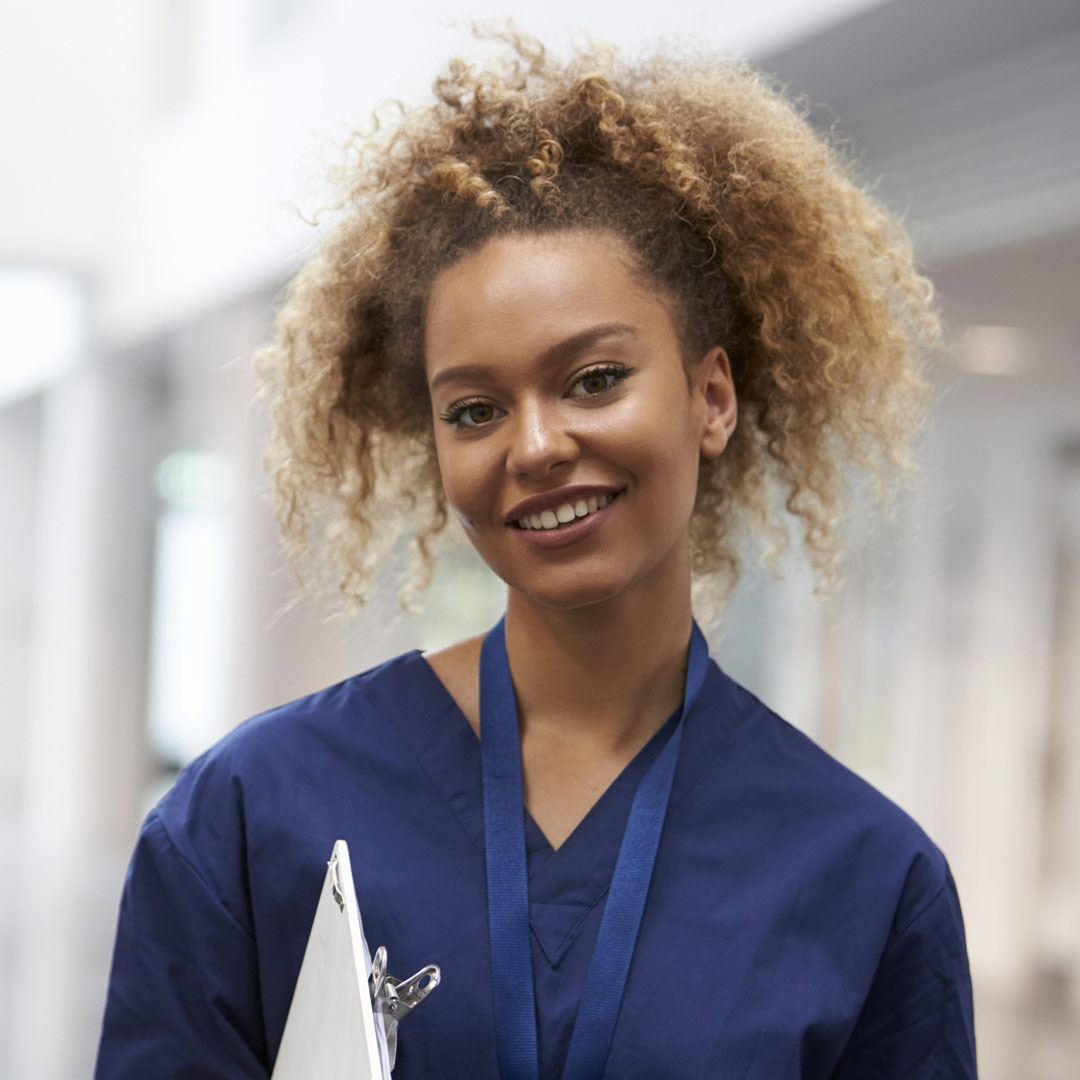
[271,840,393,1080]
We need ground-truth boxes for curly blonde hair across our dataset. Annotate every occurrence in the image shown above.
[252,25,942,616]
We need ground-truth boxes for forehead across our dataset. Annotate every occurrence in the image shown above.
[423,230,674,372]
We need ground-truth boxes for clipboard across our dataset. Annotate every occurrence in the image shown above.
[271,840,440,1079]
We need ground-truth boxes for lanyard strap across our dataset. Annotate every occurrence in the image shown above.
[480,616,710,1080]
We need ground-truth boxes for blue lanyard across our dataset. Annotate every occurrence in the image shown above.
[480,615,710,1080]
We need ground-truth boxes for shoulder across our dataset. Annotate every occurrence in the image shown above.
[169,645,422,775]
[144,645,435,887]
[701,659,954,922]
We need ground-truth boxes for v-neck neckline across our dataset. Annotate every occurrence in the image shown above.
[407,647,685,969]
[383,647,746,859]
[379,645,743,969]
[411,648,681,858]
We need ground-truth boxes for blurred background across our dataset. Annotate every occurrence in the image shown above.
[2,0,1079,1076]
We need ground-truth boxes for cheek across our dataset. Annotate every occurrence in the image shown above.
[434,439,496,527]
[615,389,698,481]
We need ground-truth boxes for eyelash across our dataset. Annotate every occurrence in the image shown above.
[438,363,635,429]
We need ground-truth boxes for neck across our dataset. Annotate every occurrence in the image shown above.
[503,543,694,753]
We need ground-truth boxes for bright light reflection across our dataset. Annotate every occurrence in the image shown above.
[0,269,84,405]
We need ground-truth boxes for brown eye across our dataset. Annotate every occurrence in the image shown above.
[439,397,503,428]
[569,363,634,398]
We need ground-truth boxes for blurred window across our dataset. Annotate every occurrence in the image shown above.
[145,449,236,770]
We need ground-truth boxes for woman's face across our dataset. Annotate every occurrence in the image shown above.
[423,228,736,612]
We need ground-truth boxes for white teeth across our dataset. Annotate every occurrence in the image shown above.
[516,491,620,529]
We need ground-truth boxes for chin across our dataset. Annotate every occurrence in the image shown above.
[504,571,631,613]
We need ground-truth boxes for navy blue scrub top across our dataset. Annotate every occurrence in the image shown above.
[95,645,978,1079]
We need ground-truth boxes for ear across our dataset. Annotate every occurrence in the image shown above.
[696,346,738,459]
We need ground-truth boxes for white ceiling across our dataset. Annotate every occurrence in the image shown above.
[758,0,1080,388]
[758,0,1080,267]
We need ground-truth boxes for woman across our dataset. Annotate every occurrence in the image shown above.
[95,28,977,1079]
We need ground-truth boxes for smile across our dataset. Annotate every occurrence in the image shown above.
[514,491,619,530]
[509,490,624,550]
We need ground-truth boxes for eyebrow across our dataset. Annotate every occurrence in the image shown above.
[428,322,637,394]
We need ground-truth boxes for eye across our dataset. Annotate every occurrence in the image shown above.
[437,363,634,431]
[568,363,634,398]
[439,398,504,429]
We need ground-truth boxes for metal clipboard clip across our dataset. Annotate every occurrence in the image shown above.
[368,944,440,1066]
[369,946,440,1021]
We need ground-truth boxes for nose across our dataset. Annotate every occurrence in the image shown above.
[504,395,580,479]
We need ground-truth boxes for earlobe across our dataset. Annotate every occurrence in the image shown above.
[698,346,737,459]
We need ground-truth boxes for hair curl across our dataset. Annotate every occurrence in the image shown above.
[252,24,942,616]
